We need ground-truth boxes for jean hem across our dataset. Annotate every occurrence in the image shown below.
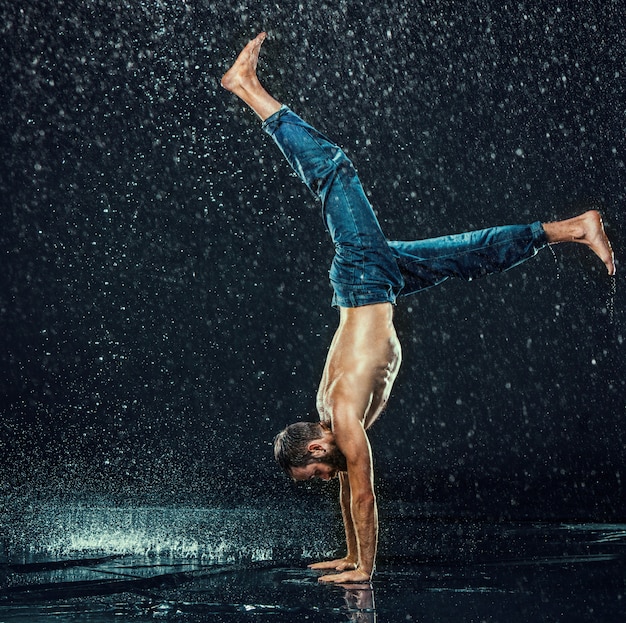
[331,286,398,308]
[261,105,290,132]
[530,221,548,247]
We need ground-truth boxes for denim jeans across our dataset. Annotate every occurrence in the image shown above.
[262,106,548,307]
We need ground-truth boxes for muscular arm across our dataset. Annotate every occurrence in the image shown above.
[339,472,359,562]
[319,396,378,583]
[308,472,359,573]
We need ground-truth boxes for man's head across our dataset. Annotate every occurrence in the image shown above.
[273,421,347,481]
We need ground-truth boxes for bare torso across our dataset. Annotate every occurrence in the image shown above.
[316,303,401,430]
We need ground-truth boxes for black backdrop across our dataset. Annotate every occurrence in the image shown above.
[1,0,625,520]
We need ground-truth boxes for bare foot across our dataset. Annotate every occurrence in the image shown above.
[543,210,616,275]
[221,32,266,92]
[221,33,281,120]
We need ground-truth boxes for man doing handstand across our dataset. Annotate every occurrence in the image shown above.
[221,33,615,584]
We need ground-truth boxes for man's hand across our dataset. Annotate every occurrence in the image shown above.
[317,568,371,584]
[308,557,357,572]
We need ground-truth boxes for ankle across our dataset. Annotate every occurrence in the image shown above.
[543,213,589,244]
[542,221,569,244]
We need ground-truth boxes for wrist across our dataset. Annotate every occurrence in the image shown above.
[357,565,373,578]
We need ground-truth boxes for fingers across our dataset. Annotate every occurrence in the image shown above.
[308,561,337,570]
[318,573,342,584]
[308,558,357,570]
[317,570,371,584]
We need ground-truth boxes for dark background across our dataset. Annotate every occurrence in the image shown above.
[1,0,624,520]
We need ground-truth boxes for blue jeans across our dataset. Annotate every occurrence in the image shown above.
[262,106,548,308]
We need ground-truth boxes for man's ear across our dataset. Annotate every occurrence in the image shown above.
[307,441,326,457]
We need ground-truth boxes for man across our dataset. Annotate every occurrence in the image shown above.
[221,33,615,584]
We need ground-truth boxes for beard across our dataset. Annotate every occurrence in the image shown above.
[320,443,348,473]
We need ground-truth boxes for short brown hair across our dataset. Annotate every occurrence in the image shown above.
[273,422,324,475]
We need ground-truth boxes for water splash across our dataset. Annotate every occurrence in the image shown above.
[3,503,334,563]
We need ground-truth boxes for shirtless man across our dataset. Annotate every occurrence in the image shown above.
[221,33,615,584]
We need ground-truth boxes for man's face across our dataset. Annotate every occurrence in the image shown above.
[290,461,339,482]
[289,438,348,482]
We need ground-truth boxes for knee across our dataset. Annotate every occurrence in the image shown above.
[308,149,350,195]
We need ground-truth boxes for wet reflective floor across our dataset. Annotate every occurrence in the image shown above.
[2,520,625,622]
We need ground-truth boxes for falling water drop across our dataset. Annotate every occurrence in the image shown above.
[547,244,560,279]
[607,275,616,324]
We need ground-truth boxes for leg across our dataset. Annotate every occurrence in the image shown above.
[223,34,403,307]
[389,210,615,298]
[262,109,404,307]
[388,222,548,296]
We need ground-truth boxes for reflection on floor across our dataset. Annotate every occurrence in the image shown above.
[1,509,625,621]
